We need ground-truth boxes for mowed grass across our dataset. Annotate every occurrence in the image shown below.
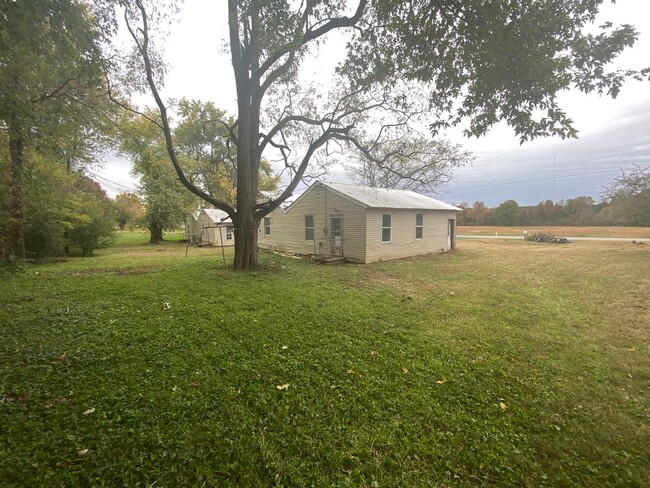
[1,235,649,486]
[458,225,650,238]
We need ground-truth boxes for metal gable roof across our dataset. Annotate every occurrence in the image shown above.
[200,208,232,224]
[323,181,461,211]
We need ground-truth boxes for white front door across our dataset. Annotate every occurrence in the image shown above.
[330,216,343,256]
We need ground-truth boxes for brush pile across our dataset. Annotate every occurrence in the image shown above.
[526,233,570,244]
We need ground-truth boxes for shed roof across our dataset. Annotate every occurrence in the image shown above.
[199,208,232,224]
[317,181,461,211]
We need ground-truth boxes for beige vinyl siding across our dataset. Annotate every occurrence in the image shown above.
[365,209,456,263]
[257,184,367,263]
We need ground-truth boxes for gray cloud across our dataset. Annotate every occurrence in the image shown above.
[443,100,650,206]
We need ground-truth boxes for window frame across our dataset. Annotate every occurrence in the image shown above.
[226,226,233,240]
[263,217,271,236]
[415,213,423,239]
[305,215,315,241]
[381,213,392,243]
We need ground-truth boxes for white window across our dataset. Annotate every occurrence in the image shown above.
[305,215,314,240]
[226,226,233,240]
[263,217,271,236]
[416,213,423,239]
[382,213,391,243]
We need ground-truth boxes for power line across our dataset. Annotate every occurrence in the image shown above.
[449,166,635,192]
[87,170,138,194]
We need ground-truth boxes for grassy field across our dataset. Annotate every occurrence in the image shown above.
[458,225,650,238]
[1,232,649,486]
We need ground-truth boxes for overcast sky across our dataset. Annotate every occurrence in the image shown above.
[97,0,650,207]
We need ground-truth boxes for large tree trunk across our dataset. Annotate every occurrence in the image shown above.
[233,111,261,270]
[231,58,261,270]
[233,211,259,270]
[149,221,164,243]
[5,127,26,261]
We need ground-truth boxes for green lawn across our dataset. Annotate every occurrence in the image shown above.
[1,236,648,486]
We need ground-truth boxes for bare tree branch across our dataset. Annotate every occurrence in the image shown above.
[127,0,235,217]
[254,125,352,217]
[106,74,162,128]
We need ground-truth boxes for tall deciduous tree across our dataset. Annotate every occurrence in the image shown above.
[0,0,112,260]
[117,112,198,243]
[113,193,145,230]
[346,138,473,192]
[118,0,648,269]
[117,101,277,243]
[492,199,520,226]
[565,196,595,225]
[601,165,650,226]
[173,99,279,207]
[470,201,489,227]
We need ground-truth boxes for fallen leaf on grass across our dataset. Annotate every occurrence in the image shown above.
[499,402,508,411]
[82,408,95,415]
[281,345,289,350]
[402,367,409,374]
[346,370,354,375]
[435,379,446,384]
[276,384,290,391]
[78,448,89,456]
[162,302,171,310]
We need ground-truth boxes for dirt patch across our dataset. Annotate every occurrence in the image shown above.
[351,266,441,302]
[113,266,160,276]
[58,266,160,277]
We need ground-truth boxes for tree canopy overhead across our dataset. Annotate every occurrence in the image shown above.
[118,0,648,269]
[344,0,648,141]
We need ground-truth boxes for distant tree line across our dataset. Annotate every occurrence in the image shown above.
[457,166,650,227]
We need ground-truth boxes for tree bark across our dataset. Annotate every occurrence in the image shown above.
[230,2,262,271]
[232,96,261,270]
[5,126,26,260]
[149,221,164,243]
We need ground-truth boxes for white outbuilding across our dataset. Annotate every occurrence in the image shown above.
[195,208,234,247]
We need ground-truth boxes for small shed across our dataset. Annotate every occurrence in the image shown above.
[195,208,234,247]
[258,181,460,263]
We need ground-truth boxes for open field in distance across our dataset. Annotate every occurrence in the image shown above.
[458,225,650,238]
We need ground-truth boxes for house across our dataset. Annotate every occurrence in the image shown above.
[195,208,235,247]
[257,181,460,263]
